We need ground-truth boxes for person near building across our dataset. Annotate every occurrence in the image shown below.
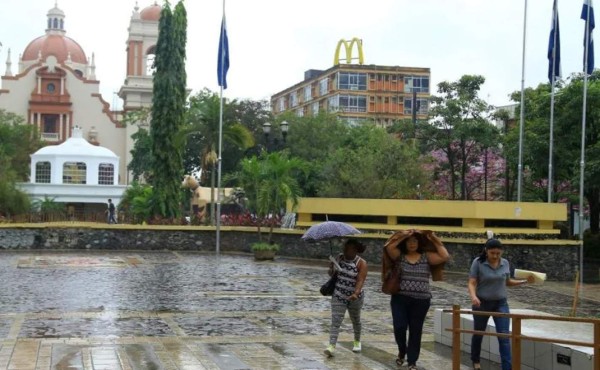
[107,199,117,224]
[324,239,368,357]
[468,238,534,370]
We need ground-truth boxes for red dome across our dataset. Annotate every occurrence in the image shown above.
[140,3,161,21]
[22,34,87,64]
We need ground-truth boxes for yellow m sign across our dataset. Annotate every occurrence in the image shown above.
[333,38,365,65]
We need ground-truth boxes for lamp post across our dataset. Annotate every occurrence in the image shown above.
[262,120,289,151]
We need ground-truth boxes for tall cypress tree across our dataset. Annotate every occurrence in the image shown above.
[150,1,187,219]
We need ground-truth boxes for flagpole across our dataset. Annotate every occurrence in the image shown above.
[216,0,226,255]
[517,0,528,202]
[548,1,559,203]
[579,0,593,290]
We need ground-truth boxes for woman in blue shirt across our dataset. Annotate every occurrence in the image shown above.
[468,238,533,370]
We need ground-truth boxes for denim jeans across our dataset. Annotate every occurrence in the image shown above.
[390,294,431,365]
[471,298,511,370]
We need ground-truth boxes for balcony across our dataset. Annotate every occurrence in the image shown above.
[41,132,59,142]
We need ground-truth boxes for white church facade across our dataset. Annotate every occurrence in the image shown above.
[0,2,160,186]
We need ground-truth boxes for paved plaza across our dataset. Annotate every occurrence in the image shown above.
[0,251,596,370]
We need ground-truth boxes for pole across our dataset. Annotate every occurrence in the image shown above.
[579,0,592,291]
[216,0,226,255]
[517,0,528,202]
[548,1,558,203]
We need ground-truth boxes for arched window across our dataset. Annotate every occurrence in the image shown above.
[63,162,86,184]
[47,18,52,29]
[53,18,58,29]
[35,162,51,183]
[59,19,64,30]
[145,46,156,76]
[98,163,114,185]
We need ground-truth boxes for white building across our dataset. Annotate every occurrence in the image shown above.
[18,126,127,217]
[0,2,160,185]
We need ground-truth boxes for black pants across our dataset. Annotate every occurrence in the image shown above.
[391,294,431,365]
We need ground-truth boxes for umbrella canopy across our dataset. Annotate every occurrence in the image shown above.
[301,221,361,242]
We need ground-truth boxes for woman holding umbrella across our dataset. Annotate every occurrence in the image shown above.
[382,229,449,370]
[324,238,368,357]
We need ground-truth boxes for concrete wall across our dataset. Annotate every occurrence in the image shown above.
[0,226,578,281]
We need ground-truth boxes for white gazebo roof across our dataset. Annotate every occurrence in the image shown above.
[33,126,117,159]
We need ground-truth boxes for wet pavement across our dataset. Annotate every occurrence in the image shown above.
[0,251,595,369]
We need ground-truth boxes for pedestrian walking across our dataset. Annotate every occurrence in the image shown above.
[107,199,117,224]
[383,229,449,370]
[468,238,534,370]
[324,238,367,357]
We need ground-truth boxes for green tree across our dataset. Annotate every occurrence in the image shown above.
[231,151,307,242]
[128,128,153,182]
[318,124,426,199]
[510,72,600,233]
[179,89,255,224]
[420,75,499,199]
[149,1,187,219]
[285,113,349,196]
[0,110,40,217]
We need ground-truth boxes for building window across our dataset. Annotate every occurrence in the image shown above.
[328,95,339,112]
[35,162,51,183]
[404,97,429,115]
[339,95,367,113]
[290,93,298,108]
[145,46,157,76]
[404,76,430,93]
[46,83,56,93]
[304,86,312,102]
[278,97,285,112]
[312,102,319,115]
[296,108,304,117]
[338,72,367,90]
[342,116,367,126]
[98,163,114,185]
[319,78,328,95]
[41,114,59,141]
[63,162,86,184]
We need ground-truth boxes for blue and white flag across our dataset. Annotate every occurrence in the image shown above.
[548,0,561,82]
[582,0,595,74]
[217,15,230,89]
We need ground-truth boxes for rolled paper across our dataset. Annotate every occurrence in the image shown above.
[514,269,547,284]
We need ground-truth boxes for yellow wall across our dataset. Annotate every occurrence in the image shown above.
[291,198,567,232]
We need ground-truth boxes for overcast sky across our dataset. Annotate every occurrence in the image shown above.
[0,0,591,110]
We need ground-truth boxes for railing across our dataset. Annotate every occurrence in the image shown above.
[445,304,600,370]
[40,132,59,141]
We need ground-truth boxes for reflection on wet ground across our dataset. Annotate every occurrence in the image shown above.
[0,250,589,369]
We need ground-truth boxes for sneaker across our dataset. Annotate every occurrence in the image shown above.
[352,341,361,352]
[324,344,335,357]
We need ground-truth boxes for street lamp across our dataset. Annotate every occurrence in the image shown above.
[262,122,272,145]
[281,120,289,143]
[262,121,289,151]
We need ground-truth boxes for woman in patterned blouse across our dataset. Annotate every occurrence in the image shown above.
[324,238,368,357]
[385,230,449,370]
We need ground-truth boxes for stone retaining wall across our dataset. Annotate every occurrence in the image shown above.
[0,227,578,280]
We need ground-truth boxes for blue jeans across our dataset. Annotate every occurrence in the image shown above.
[471,298,511,370]
[390,294,431,365]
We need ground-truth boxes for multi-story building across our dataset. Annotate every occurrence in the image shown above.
[271,41,431,127]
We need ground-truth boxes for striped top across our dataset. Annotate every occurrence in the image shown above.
[398,253,431,299]
[333,254,364,304]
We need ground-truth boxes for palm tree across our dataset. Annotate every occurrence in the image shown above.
[233,151,307,243]
[178,90,255,224]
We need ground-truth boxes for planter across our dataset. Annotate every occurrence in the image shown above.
[254,250,276,260]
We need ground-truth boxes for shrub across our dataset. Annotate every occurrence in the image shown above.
[250,242,280,252]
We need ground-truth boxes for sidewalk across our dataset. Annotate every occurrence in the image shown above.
[2,251,594,369]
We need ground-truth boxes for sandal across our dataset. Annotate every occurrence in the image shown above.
[473,363,481,370]
[395,352,405,366]
[408,365,418,370]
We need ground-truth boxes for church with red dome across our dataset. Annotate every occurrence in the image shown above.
[0,2,162,186]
